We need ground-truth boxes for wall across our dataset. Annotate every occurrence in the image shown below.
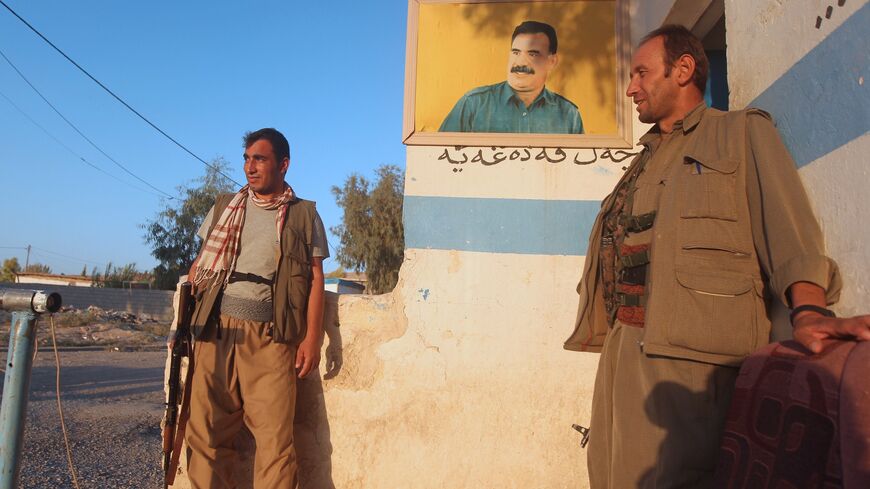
[0,282,174,320]
[725,0,869,318]
[302,1,662,486]
[168,1,870,487]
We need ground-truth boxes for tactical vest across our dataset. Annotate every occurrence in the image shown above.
[599,152,656,327]
[189,193,316,345]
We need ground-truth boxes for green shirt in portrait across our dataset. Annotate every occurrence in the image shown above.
[439,81,584,134]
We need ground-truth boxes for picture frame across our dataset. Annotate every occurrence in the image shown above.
[403,0,633,149]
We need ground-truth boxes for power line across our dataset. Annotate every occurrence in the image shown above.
[0,245,102,268]
[0,48,175,199]
[0,89,166,198]
[30,246,103,267]
[0,0,241,187]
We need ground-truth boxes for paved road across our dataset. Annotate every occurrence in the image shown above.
[2,349,166,488]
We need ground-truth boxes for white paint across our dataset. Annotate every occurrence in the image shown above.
[629,0,678,44]
[405,146,628,201]
[726,0,870,317]
[318,249,599,488]
[725,0,865,108]
[799,133,870,318]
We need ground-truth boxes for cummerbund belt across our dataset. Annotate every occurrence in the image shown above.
[220,294,273,323]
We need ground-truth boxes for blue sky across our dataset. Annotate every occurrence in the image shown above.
[0,0,408,276]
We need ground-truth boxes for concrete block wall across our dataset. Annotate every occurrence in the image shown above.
[0,282,174,321]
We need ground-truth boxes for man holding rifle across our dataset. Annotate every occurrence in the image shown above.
[167,128,327,488]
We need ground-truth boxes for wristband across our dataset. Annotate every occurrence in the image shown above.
[789,304,836,327]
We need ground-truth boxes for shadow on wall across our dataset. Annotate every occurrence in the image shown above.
[296,291,341,489]
[460,2,616,107]
[635,369,738,487]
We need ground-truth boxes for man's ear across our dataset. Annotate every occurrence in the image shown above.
[280,157,290,175]
[673,54,696,87]
[548,53,559,70]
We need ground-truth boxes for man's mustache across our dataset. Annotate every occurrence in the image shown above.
[511,65,535,75]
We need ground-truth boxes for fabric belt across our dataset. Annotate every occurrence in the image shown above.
[220,294,274,323]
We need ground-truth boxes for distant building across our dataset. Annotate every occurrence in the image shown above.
[14,272,93,287]
[324,278,366,295]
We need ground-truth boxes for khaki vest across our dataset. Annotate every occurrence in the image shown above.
[190,193,316,345]
[566,108,772,367]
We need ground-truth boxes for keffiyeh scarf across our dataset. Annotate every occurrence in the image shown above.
[193,183,294,286]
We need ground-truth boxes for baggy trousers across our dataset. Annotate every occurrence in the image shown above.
[587,321,739,488]
[185,314,298,489]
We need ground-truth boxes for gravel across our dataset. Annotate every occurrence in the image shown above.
[3,349,166,489]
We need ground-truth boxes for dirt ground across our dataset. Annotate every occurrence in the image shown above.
[0,307,170,350]
[0,309,169,488]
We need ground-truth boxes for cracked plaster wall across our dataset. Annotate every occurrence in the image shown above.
[166,1,870,487]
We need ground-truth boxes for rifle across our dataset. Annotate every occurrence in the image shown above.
[162,281,195,488]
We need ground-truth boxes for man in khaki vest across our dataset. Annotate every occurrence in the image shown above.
[184,128,327,488]
[565,25,870,488]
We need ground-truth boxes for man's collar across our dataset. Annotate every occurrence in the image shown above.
[639,101,708,146]
[679,102,707,133]
[639,128,659,146]
[502,81,553,107]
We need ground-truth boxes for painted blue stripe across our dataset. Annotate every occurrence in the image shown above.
[403,195,600,255]
[750,3,869,168]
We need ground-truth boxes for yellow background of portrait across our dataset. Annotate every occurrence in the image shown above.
[415,0,617,134]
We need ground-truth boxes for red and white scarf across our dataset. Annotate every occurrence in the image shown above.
[193,183,294,286]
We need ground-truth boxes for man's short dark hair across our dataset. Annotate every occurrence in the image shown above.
[512,21,558,54]
[641,24,708,94]
[243,128,290,162]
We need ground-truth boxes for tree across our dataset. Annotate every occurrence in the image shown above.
[1,257,21,283]
[143,157,235,289]
[91,262,153,288]
[331,165,404,294]
[80,265,88,277]
[25,263,51,274]
[325,266,345,279]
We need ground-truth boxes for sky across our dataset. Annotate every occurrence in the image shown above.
[0,0,409,276]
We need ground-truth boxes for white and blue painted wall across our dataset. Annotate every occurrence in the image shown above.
[300,2,870,488]
[728,0,869,317]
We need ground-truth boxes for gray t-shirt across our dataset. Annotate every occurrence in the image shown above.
[197,196,329,302]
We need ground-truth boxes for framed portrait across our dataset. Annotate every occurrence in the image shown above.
[403,0,632,148]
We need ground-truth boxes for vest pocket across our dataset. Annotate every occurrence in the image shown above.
[679,157,739,221]
[667,269,760,357]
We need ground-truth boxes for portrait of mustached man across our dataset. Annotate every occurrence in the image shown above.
[439,20,584,134]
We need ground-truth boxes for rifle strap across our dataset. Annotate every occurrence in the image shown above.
[166,345,195,486]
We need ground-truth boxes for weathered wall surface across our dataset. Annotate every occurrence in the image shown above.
[167,1,870,487]
[726,0,869,317]
[0,282,173,320]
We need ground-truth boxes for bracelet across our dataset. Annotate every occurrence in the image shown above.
[789,304,836,327]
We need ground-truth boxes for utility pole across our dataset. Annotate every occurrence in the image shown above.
[24,245,30,272]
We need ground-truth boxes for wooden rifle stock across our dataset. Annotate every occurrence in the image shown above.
[162,281,195,488]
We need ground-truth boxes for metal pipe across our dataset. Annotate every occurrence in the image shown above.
[0,288,61,488]
[0,311,37,488]
[0,288,62,313]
